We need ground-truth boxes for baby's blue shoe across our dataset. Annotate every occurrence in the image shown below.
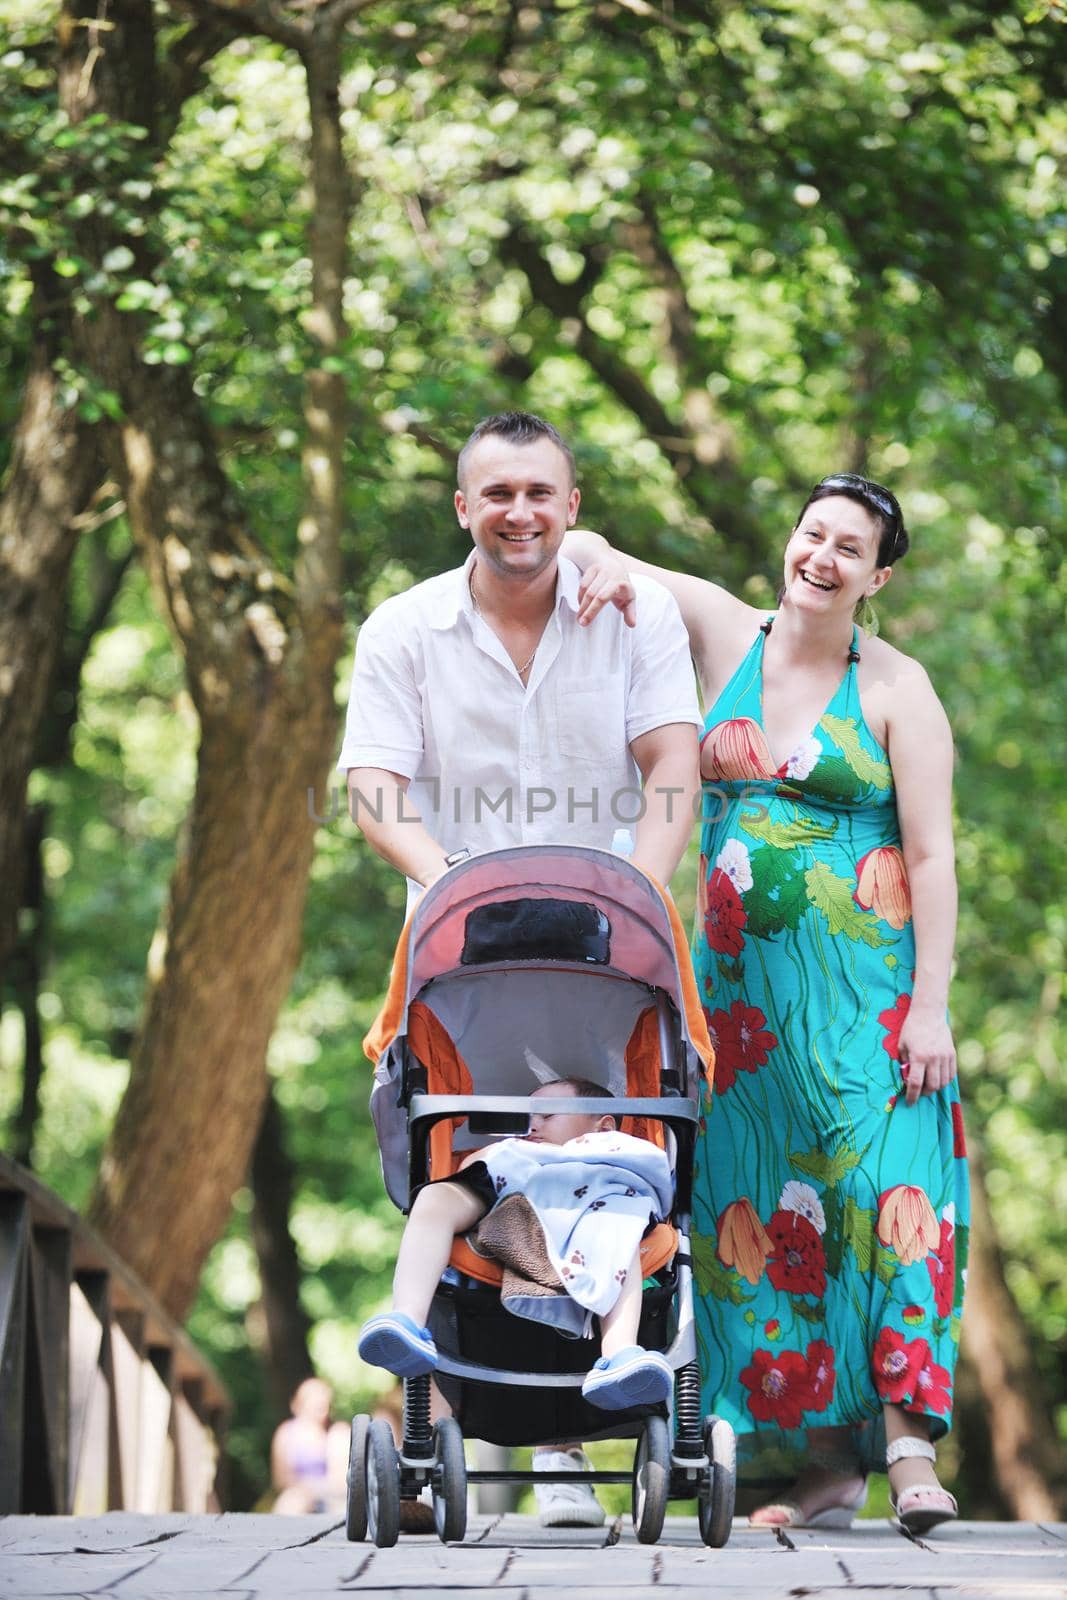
[582,1347,673,1410]
[358,1312,438,1377]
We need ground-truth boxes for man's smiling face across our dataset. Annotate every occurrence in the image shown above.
[455,434,581,584]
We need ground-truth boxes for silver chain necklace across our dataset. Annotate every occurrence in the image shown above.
[469,573,541,679]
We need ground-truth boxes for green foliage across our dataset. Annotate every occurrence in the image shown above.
[3,0,1067,1504]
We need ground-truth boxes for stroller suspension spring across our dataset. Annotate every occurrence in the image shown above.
[674,1361,704,1456]
[402,1373,434,1459]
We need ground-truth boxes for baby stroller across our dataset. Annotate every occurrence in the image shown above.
[346,844,737,1547]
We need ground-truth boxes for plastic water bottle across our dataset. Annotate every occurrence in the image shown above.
[611,827,634,857]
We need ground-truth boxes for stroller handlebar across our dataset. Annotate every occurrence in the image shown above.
[407,1093,698,1124]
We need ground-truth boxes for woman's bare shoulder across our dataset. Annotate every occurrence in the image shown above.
[859,634,950,750]
[859,633,935,694]
[688,586,764,677]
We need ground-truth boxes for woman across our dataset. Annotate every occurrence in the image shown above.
[564,475,968,1531]
[270,1377,348,1514]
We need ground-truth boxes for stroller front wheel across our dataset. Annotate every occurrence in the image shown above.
[632,1414,670,1544]
[366,1417,401,1547]
[431,1417,468,1543]
[697,1415,737,1548]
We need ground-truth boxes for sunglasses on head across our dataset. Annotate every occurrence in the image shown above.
[818,474,900,530]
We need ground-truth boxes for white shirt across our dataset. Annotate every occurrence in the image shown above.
[337,554,700,904]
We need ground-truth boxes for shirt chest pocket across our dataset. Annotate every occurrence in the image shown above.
[553,677,627,767]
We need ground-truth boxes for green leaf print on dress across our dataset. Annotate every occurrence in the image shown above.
[843,1198,876,1273]
[820,713,892,789]
[803,752,866,804]
[789,1144,862,1187]
[745,846,808,939]
[740,809,837,850]
[805,861,894,948]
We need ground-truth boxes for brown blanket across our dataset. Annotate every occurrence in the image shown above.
[471,1194,571,1319]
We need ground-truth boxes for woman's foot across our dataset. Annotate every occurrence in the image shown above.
[886,1437,957,1533]
[749,1467,868,1529]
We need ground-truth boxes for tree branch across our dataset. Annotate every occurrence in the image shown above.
[323,0,385,32]
[173,0,307,52]
[501,222,765,564]
[294,35,351,611]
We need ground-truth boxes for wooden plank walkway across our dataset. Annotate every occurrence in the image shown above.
[2,1513,1066,1598]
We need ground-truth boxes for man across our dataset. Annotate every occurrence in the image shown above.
[338,411,700,1526]
[339,412,700,904]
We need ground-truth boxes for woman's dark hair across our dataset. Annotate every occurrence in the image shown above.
[797,473,909,566]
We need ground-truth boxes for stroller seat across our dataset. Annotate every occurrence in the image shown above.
[405,993,683,1289]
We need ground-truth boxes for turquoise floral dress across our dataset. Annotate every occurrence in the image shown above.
[691,620,969,1482]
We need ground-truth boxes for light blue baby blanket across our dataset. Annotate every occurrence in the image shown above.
[479,1131,674,1337]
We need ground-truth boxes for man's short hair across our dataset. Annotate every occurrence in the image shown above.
[457,411,577,492]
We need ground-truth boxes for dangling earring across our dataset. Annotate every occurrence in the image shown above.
[860,594,880,636]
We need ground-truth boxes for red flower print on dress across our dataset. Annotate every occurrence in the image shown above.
[871,1327,928,1404]
[926,1214,956,1319]
[702,717,778,781]
[804,1340,836,1412]
[766,1209,827,1298]
[705,1000,778,1093]
[740,1347,815,1428]
[879,994,911,1061]
[909,1351,953,1416]
[951,1101,967,1158]
[704,868,747,957]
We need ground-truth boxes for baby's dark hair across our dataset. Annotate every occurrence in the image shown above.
[541,1076,612,1099]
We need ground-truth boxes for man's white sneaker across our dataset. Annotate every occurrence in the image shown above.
[532,1448,606,1528]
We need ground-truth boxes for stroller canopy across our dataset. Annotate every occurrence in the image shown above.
[364,847,714,1208]
[366,846,712,1074]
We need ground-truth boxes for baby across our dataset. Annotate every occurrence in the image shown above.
[358,1078,674,1410]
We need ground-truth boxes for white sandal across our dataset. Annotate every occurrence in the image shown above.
[886,1436,957,1534]
[750,1447,868,1530]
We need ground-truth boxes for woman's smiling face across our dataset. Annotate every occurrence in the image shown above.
[782,494,892,614]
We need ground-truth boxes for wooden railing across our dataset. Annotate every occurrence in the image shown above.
[0,1153,230,1515]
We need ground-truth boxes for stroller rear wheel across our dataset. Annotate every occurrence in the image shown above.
[431,1417,468,1543]
[697,1415,737,1548]
[366,1417,401,1547]
[632,1414,670,1544]
[345,1413,370,1541]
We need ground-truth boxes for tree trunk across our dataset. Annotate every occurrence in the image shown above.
[55,0,348,1320]
[0,328,100,983]
[9,806,47,1168]
[249,1085,314,1416]
[957,1149,1067,1519]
